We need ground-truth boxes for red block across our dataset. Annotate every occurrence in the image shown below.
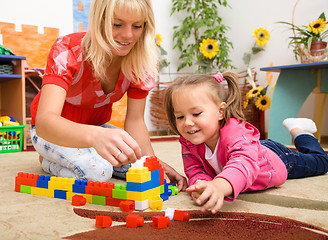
[72,195,86,206]
[119,200,135,212]
[173,210,190,221]
[85,181,114,197]
[106,197,124,207]
[126,214,144,228]
[144,156,161,171]
[152,216,170,229]
[95,216,112,228]
[15,172,39,192]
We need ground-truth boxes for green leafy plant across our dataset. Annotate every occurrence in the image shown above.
[155,33,170,70]
[171,0,235,73]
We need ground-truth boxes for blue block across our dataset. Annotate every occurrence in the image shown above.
[73,179,88,194]
[151,169,160,187]
[127,181,152,192]
[160,193,169,201]
[37,175,51,189]
[54,190,67,199]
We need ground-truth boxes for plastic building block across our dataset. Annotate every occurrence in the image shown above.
[126,167,151,183]
[134,199,149,211]
[112,184,127,199]
[15,172,39,192]
[126,214,144,228]
[149,196,163,211]
[106,197,124,207]
[152,216,170,229]
[85,181,114,197]
[119,200,135,212]
[20,185,31,194]
[92,195,106,205]
[72,179,88,194]
[95,216,112,228]
[165,208,190,221]
[31,186,54,198]
[48,177,75,192]
[168,185,179,196]
[54,190,67,199]
[37,175,51,189]
[72,195,87,206]
[127,186,161,201]
[67,192,92,204]
[143,156,161,171]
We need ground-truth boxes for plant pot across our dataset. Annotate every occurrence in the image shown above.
[310,41,327,56]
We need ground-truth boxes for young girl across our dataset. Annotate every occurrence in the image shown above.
[164,72,328,213]
[30,0,187,190]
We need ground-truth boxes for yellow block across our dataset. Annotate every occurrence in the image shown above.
[66,192,92,204]
[31,186,54,198]
[126,167,151,183]
[127,187,161,201]
[48,176,75,192]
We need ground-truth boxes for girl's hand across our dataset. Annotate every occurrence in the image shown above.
[160,160,188,191]
[186,178,233,214]
[91,127,142,166]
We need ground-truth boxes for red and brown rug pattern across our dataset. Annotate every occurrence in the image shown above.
[63,209,328,240]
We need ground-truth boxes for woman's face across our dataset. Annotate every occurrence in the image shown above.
[111,7,145,57]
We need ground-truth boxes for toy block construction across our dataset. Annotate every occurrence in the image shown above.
[15,156,178,211]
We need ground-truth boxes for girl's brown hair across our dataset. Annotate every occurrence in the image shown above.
[164,72,245,135]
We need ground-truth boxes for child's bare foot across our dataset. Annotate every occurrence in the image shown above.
[282,118,317,138]
[39,155,43,164]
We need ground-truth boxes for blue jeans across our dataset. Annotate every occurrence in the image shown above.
[261,134,328,179]
[31,124,131,182]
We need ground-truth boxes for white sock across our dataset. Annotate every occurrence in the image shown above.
[282,118,317,133]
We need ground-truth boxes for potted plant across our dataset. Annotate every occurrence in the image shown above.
[278,12,328,59]
[171,0,235,73]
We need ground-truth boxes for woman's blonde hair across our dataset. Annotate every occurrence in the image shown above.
[81,0,158,84]
[164,72,245,135]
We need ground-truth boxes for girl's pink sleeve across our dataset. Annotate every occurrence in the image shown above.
[180,138,213,186]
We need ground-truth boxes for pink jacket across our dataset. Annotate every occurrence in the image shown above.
[180,118,288,201]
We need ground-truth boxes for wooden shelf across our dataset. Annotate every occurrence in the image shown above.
[0,54,27,149]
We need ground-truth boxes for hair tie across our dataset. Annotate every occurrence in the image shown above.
[213,72,223,83]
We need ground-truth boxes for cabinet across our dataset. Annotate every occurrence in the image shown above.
[0,55,26,149]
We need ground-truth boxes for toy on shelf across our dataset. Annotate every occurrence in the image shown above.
[15,156,178,211]
[0,115,27,153]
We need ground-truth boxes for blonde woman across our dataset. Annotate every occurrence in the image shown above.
[30,0,187,190]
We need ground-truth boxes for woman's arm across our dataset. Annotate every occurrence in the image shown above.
[125,97,187,191]
[35,84,141,165]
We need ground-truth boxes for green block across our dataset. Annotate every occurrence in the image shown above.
[92,195,106,205]
[160,184,164,194]
[20,185,31,194]
[112,184,127,199]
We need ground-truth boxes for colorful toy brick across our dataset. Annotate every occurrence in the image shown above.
[144,156,161,171]
[37,175,51,189]
[126,167,151,183]
[72,195,87,206]
[72,180,88,194]
[119,200,135,212]
[134,199,149,211]
[105,197,124,207]
[95,216,112,228]
[152,216,170,229]
[85,181,114,197]
[168,184,179,196]
[149,196,163,211]
[112,184,127,199]
[31,186,54,198]
[126,214,144,228]
[165,208,190,221]
[48,177,75,192]
[15,172,39,192]
[92,195,106,205]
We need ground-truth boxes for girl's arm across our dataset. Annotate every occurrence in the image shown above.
[35,84,142,165]
[125,97,187,191]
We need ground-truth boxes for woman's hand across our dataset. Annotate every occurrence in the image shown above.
[186,178,233,213]
[90,127,142,167]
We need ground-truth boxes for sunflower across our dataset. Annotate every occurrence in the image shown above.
[307,18,327,35]
[243,100,249,109]
[247,86,263,98]
[199,38,219,59]
[155,33,163,46]
[253,27,270,46]
[255,95,271,111]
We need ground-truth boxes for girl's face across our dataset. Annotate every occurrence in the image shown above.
[111,8,145,57]
[172,85,226,151]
